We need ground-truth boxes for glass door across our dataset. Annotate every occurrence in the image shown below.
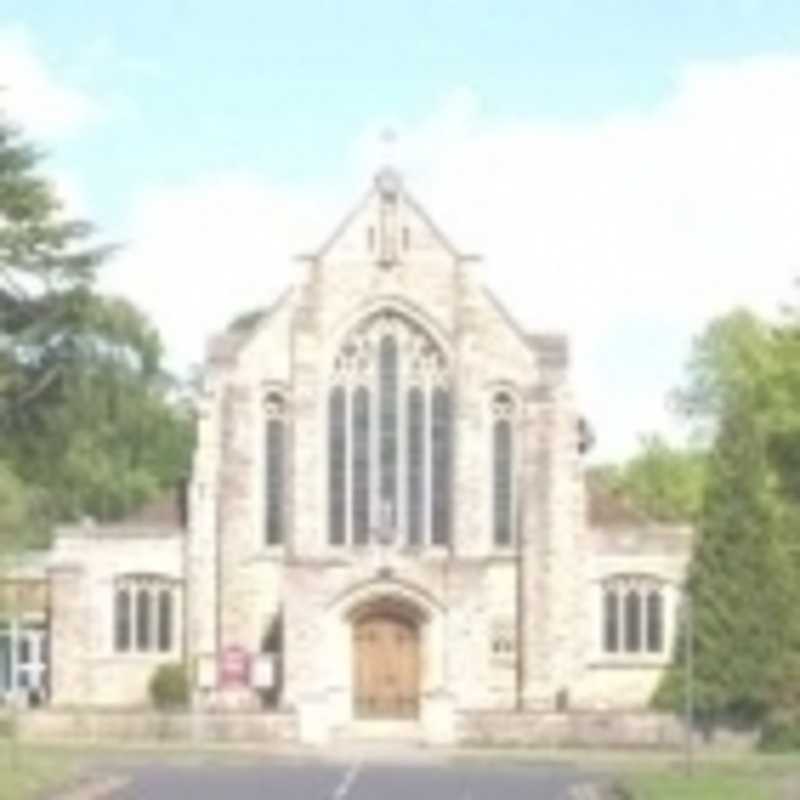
[17,625,47,702]
[0,622,15,701]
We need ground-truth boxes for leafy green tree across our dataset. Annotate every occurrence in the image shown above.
[594,435,706,523]
[0,296,194,525]
[0,116,193,535]
[655,307,800,737]
[0,118,112,420]
[684,404,792,721]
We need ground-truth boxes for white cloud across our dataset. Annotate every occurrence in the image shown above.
[102,175,338,369]
[0,26,99,138]
[107,54,800,460]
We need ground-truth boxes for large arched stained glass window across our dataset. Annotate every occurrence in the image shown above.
[328,310,449,547]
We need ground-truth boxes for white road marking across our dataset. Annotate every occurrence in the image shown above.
[331,761,363,800]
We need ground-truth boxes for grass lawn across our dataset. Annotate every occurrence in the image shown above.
[613,754,800,800]
[0,744,82,800]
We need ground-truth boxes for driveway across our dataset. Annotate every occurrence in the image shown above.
[91,757,605,800]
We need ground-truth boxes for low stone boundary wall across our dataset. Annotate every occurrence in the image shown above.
[457,710,759,751]
[16,709,298,745]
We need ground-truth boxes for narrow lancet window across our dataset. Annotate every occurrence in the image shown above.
[352,386,371,545]
[646,590,664,653]
[624,590,642,653]
[407,387,425,546]
[265,396,286,546]
[379,335,398,527]
[114,588,131,653]
[329,387,347,545]
[431,387,451,545]
[604,588,619,653]
[158,589,173,653]
[494,418,513,546]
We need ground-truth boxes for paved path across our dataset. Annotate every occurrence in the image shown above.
[91,758,604,800]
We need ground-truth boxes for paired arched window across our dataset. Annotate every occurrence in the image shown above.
[492,392,516,547]
[114,575,179,655]
[602,576,666,655]
[264,392,287,546]
[328,310,451,547]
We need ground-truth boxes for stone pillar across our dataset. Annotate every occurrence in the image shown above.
[452,261,485,559]
[48,565,91,706]
[218,382,256,654]
[291,281,323,558]
[187,378,223,667]
[520,378,587,708]
[519,385,556,706]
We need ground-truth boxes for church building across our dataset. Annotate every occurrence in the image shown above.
[2,170,691,744]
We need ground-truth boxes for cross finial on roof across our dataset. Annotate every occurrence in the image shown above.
[379,127,397,168]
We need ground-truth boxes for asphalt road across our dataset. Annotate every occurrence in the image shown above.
[100,759,603,800]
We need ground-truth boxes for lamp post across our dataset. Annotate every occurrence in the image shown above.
[683,584,695,777]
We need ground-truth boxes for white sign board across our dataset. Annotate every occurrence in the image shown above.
[195,655,217,690]
[251,654,275,689]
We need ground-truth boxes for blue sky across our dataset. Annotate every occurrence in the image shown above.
[3,1,800,459]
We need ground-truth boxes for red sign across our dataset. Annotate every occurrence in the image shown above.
[220,645,250,688]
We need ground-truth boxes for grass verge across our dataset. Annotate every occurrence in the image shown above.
[0,745,83,800]
[612,754,800,800]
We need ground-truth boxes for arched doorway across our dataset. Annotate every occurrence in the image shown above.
[353,606,420,719]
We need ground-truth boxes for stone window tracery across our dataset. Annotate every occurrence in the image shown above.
[113,575,180,655]
[328,310,450,547]
[492,392,517,547]
[601,576,666,656]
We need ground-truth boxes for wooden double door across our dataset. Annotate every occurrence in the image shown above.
[353,612,420,719]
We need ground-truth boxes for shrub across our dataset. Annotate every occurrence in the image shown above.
[148,663,189,710]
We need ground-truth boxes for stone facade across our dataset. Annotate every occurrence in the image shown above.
[23,170,691,744]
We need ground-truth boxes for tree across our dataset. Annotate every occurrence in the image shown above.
[593,435,706,523]
[0,118,112,421]
[0,116,193,536]
[683,403,792,721]
[654,308,800,736]
[0,296,194,525]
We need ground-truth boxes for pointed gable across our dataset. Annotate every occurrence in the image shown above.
[313,168,464,265]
